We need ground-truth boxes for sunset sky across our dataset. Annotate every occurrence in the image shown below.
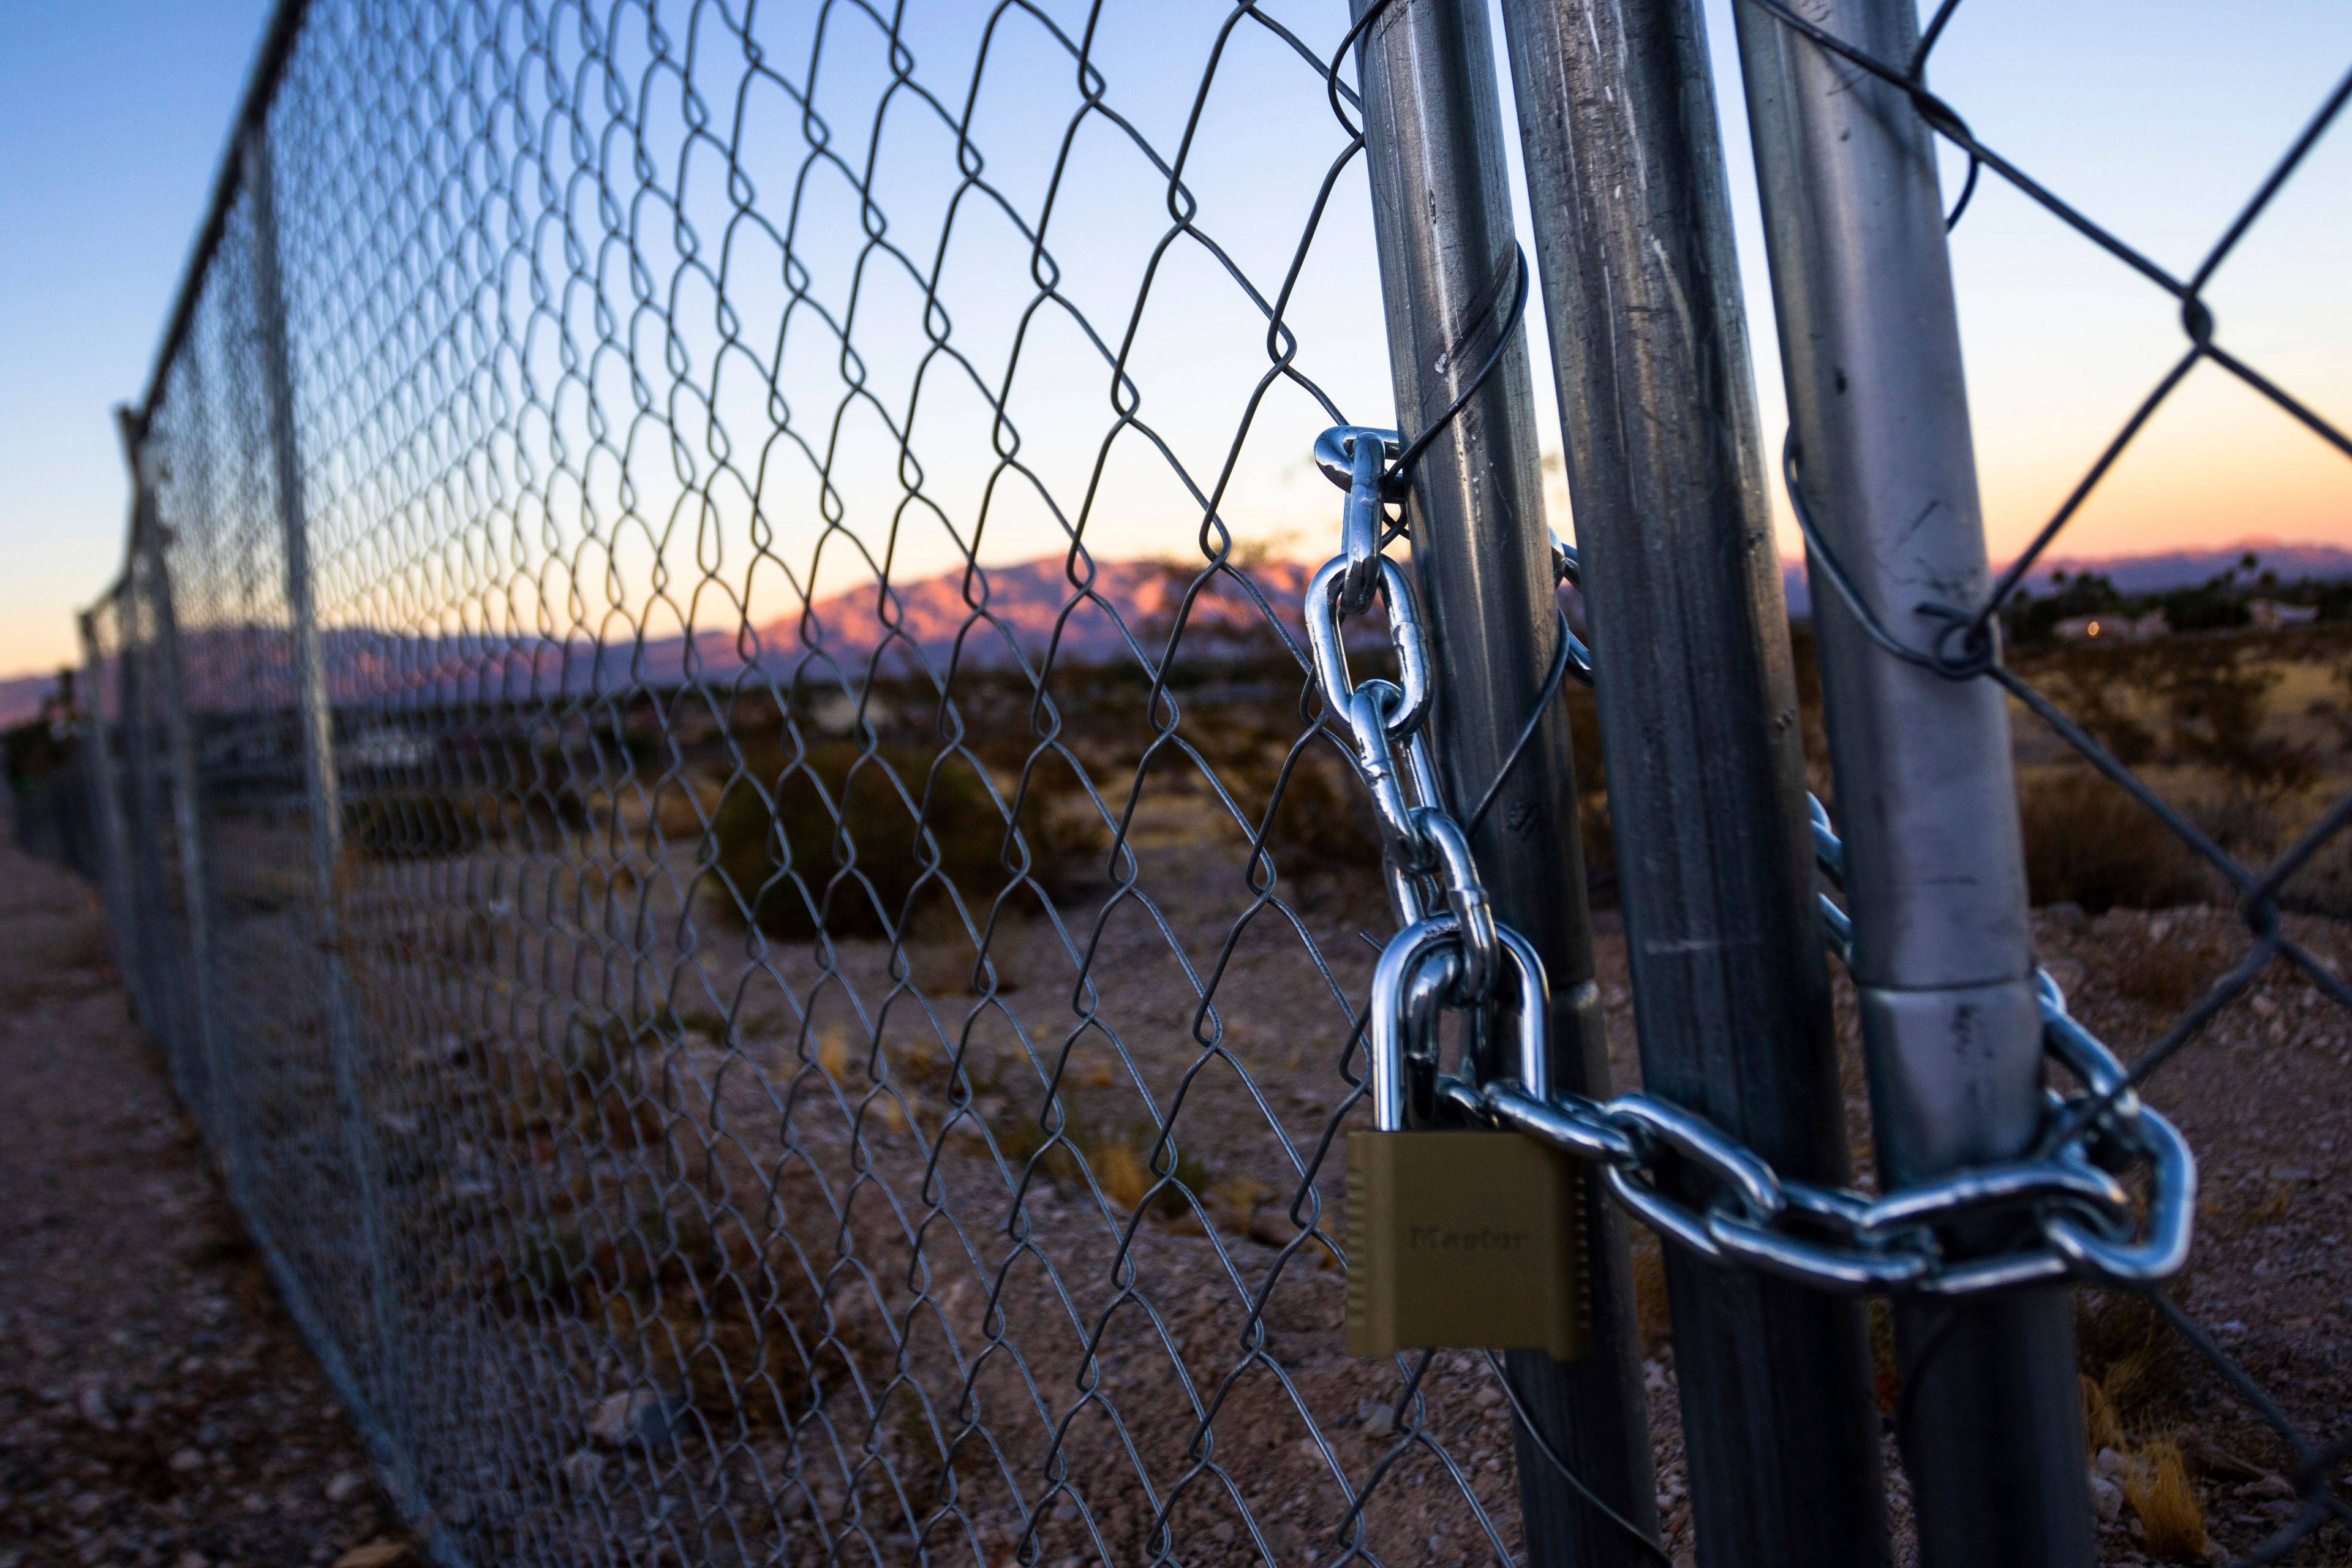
[0,0,2344,683]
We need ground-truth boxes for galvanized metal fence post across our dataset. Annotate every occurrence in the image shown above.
[1728,2,2094,1563]
[243,120,418,1506]
[1351,2,1658,1559]
[1496,0,1890,1561]
[124,410,237,1177]
[78,607,138,986]
[116,577,178,1035]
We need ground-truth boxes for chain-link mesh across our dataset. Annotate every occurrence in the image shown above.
[1741,2,2352,1560]
[83,4,1564,1565]
[64,0,2352,1564]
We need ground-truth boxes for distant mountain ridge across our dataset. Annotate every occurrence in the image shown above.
[2,557,1335,724]
[8,539,2346,729]
[1779,539,2352,618]
[0,672,56,734]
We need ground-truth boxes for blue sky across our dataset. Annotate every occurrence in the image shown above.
[0,0,277,676]
[0,0,2345,680]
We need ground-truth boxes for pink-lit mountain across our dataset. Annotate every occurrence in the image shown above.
[10,540,2348,728]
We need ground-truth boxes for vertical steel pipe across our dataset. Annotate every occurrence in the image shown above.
[118,573,176,1033]
[78,606,139,988]
[1351,2,1658,1560]
[244,122,418,1505]
[124,410,236,1180]
[1496,1,1888,1562]
[1728,3,2092,1563]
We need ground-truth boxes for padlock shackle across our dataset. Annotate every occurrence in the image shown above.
[1491,924,1551,1103]
[1368,916,1551,1131]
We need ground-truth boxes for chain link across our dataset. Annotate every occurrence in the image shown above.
[1311,429,2197,1300]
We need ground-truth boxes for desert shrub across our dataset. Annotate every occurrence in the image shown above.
[2281,829,2352,919]
[2018,771,2206,913]
[2157,652,2316,793]
[345,788,585,859]
[2,711,72,793]
[1205,689,1616,892]
[900,900,1013,996]
[1162,698,1383,881]
[1251,741,1383,875]
[709,741,1105,940]
[2034,654,2162,767]
[347,793,489,858]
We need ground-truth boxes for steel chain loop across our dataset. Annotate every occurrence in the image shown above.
[1310,427,2197,1299]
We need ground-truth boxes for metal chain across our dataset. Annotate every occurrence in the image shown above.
[1310,433,2196,1300]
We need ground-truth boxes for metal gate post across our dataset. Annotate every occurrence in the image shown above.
[1727,3,2093,1564]
[1495,1,1888,1562]
[124,410,238,1177]
[79,608,139,986]
[1351,2,1658,1560]
[244,121,418,1504]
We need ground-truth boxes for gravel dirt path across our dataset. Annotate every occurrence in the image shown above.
[0,841,418,1568]
[2,805,2346,1567]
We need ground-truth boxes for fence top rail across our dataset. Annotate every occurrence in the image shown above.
[130,0,311,431]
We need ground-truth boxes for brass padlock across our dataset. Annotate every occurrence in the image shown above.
[1346,918,1590,1362]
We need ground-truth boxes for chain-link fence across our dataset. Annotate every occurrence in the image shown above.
[53,1,2352,1566]
[1722,5,2352,1563]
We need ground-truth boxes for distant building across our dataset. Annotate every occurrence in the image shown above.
[2054,610,2168,643]
[2248,599,2318,630]
[344,725,434,771]
[807,688,894,736]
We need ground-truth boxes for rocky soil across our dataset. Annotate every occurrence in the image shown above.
[0,842,418,1568]
[1,810,2347,1567]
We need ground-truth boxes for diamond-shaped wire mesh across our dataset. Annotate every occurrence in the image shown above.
[45,0,2352,1564]
[75,4,1549,1565]
[1743,2,2352,1559]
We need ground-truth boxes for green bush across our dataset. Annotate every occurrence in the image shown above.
[709,741,1104,940]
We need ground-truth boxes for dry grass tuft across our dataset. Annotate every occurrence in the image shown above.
[2247,1185,2293,1226]
[2097,913,2237,1012]
[2078,1291,2180,1425]
[815,1023,853,1084]
[2122,1438,2208,1561]
[988,1110,1207,1221]
[2081,1374,2125,1455]
[1096,1140,1151,1212]
[1630,1232,1672,1357]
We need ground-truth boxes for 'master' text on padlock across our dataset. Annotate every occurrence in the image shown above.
[1407,1226,1530,1252]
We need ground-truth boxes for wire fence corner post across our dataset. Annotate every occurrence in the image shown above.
[1728,1,2095,1562]
[1351,1,1659,1559]
[240,118,419,1512]
[1496,0,1891,1560]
